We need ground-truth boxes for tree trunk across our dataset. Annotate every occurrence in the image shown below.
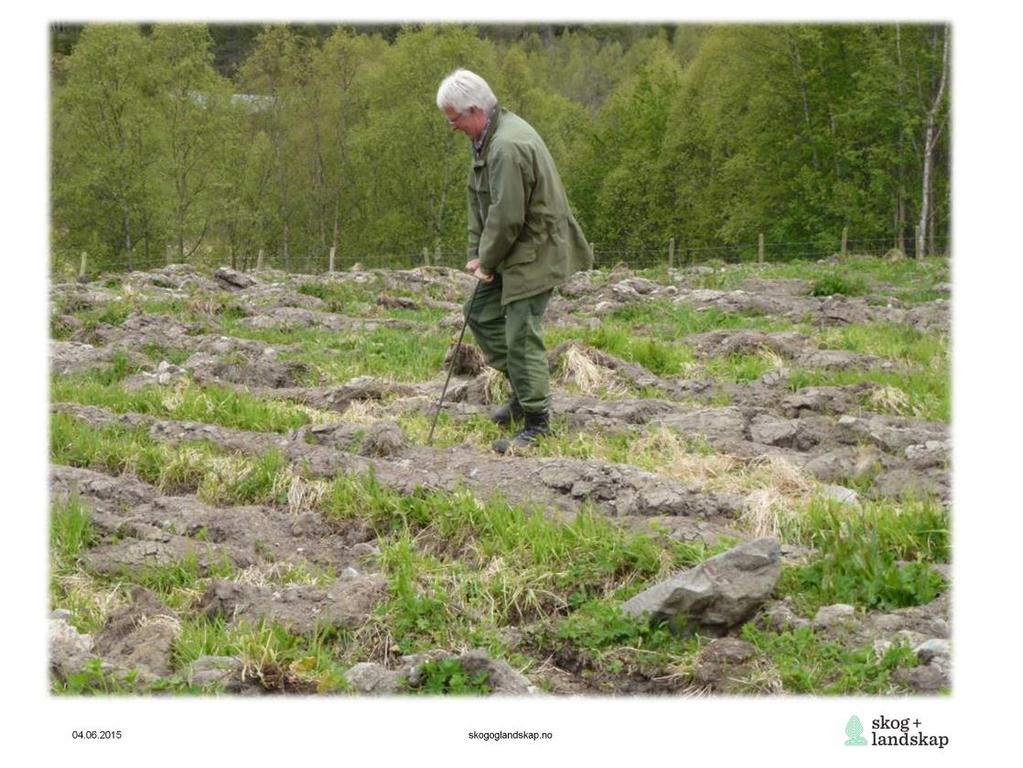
[788,36,820,173]
[895,24,907,254]
[916,25,949,260]
[123,206,133,271]
[896,193,905,253]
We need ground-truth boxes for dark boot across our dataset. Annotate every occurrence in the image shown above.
[490,395,525,426]
[492,410,550,454]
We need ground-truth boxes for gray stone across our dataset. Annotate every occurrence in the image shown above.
[350,542,381,560]
[94,618,179,678]
[821,484,861,508]
[894,663,948,693]
[905,441,948,468]
[759,601,810,632]
[813,604,858,629]
[749,416,799,447]
[759,369,790,387]
[344,662,402,694]
[199,574,388,633]
[914,638,951,663]
[693,638,757,687]
[360,422,406,457]
[214,267,257,290]
[49,615,96,680]
[185,656,244,689]
[621,538,781,634]
[93,587,180,677]
[458,649,535,694]
[616,277,660,295]
[399,650,452,687]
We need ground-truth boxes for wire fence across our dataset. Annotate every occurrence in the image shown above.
[52,234,951,282]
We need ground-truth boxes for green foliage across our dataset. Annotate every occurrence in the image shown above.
[380,536,453,652]
[810,274,869,297]
[172,617,351,693]
[50,495,96,565]
[788,366,949,422]
[140,343,191,365]
[817,323,947,366]
[547,322,692,376]
[50,412,298,508]
[52,372,312,432]
[54,658,140,695]
[406,658,491,695]
[52,24,950,275]
[219,317,451,384]
[741,625,919,694]
[777,498,949,613]
[550,601,679,652]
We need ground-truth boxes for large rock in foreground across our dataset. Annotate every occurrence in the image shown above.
[621,538,781,635]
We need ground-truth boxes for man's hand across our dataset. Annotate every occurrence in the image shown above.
[466,258,494,283]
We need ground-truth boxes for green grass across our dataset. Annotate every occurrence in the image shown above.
[670,255,948,304]
[545,600,693,659]
[703,351,778,382]
[814,322,948,366]
[51,495,97,565]
[788,367,949,422]
[776,497,949,613]
[53,658,142,695]
[610,300,794,333]
[140,343,191,365]
[171,617,351,693]
[296,279,380,312]
[741,624,919,694]
[127,551,238,601]
[398,412,505,448]
[406,658,492,694]
[52,371,312,433]
[50,412,298,506]
[546,323,693,377]
[323,473,710,648]
[219,319,453,384]
[810,274,869,297]
[48,259,953,696]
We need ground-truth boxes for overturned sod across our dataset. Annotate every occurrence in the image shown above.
[49,259,950,695]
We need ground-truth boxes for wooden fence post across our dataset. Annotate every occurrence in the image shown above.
[329,246,336,274]
[257,248,264,270]
[79,251,88,280]
[841,226,848,258]
[668,237,675,270]
[758,233,765,263]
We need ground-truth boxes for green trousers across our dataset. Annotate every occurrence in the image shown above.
[464,276,552,414]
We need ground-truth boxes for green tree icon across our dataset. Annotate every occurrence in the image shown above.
[845,715,868,746]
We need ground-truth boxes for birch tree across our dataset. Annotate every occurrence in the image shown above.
[916,24,949,259]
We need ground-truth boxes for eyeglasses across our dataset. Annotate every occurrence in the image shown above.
[445,107,476,127]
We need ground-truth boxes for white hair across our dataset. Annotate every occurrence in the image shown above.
[436,69,497,113]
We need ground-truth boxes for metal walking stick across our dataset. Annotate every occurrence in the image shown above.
[428,279,481,446]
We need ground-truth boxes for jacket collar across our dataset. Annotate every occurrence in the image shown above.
[473,106,503,166]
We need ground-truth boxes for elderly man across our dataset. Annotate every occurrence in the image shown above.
[436,68,593,454]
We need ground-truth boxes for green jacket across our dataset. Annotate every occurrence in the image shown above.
[469,108,593,304]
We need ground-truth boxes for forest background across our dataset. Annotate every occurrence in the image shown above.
[49,22,951,277]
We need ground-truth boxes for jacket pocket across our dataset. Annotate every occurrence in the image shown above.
[503,243,538,268]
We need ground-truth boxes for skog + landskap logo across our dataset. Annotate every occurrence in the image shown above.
[844,715,868,746]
